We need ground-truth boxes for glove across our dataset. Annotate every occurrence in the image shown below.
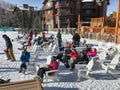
[4,49,8,53]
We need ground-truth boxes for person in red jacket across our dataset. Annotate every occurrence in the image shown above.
[69,48,79,60]
[29,30,33,40]
[69,48,79,67]
[37,56,58,82]
[87,48,97,57]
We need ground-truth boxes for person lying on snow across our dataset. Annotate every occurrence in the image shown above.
[0,78,11,84]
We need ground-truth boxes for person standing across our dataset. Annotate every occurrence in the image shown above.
[19,49,30,74]
[72,32,80,47]
[57,30,62,51]
[29,30,33,40]
[2,34,16,61]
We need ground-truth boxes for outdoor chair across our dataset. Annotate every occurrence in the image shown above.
[116,44,120,53]
[75,58,94,80]
[38,44,59,56]
[101,54,120,73]
[45,70,59,82]
[35,55,59,82]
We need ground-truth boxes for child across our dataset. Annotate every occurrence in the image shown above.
[19,49,30,74]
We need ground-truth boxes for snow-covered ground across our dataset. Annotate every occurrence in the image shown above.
[0,31,120,90]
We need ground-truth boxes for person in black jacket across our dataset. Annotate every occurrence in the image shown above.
[70,52,89,71]
[57,30,62,51]
[2,34,16,61]
[0,78,10,84]
[72,32,80,47]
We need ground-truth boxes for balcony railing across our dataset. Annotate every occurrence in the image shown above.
[56,11,73,16]
[55,3,70,8]
[81,5,97,9]
[42,6,53,10]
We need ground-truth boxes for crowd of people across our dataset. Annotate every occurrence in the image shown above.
[1,29,98,83]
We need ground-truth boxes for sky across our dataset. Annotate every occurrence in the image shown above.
[3,0,118,16]
[3,0,43,9]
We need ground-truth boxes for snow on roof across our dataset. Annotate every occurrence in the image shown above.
[82,0,94,2]
[16,5,40,11]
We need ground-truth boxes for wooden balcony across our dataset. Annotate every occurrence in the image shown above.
[55,11,74,16]
[81,13,97,17]
[55,3,71,8]
[42,6,53,11]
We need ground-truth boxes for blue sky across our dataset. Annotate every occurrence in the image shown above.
[107,0,117,15]
[4,0,117,16]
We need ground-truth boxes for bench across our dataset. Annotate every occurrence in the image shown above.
[0,78,43,90]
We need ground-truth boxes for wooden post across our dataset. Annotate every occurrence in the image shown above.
[114,0,120,44]
[78,14,81,34]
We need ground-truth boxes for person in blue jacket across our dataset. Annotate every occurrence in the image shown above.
[19,49,30,74]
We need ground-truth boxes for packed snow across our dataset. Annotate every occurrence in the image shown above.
[0,31,120,90]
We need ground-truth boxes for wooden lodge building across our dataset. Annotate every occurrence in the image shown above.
[42,0,109,30]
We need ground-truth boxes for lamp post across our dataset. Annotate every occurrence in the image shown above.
[67,18,70,33]
[78,14,81,34]
[114,0,120,44]
[58,1,60,30]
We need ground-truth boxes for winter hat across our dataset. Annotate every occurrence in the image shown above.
[2,34,7,38]
[51,56,57,61]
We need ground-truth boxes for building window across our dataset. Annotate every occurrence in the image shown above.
[46,18,52,22]
[83,2,93,7]
[60,9,67,13]
[84,10,93,13]
[82,17,90,21]
[55,1,59,6]
[70,8,73,13]
[61,24,67,28]
[46,24,51,29]
[46,2,51,7]
[60,16,67,22]
[61,0,67,5]
[45,10,51,14]
[56,16,59,22]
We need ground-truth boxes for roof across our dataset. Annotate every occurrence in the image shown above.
[43,0,56,4]
[16,5,41,11]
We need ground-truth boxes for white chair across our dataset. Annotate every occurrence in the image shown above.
[75,58,94,80]
[26,62,36,72]
[45,55,59,82]
[45,43,53,52]
[75,46,85,52]
[101,54,120,73]
[116,44,120,53]
[45,70,59,82]
[35,55,59,82]
[37,44,59,56]
[27,43,37,53]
